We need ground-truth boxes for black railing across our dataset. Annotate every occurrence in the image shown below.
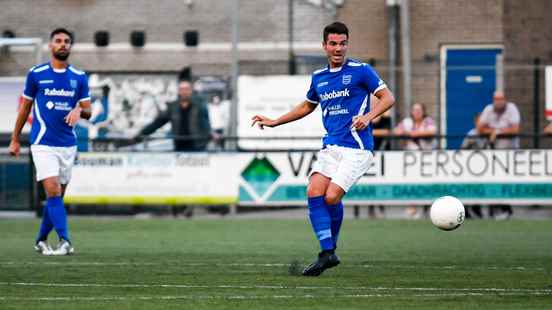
[2,133,552,153]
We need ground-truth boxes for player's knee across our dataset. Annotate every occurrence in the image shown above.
[307,184,325,198]
[324,192,341,206]
[42,178,62,197]
[45,188,62,198]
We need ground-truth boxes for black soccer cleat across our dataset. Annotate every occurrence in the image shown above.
[302,251,340,276]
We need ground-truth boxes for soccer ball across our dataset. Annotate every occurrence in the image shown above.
[430,196,465,231]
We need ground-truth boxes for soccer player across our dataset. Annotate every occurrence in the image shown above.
[9,28,91,255]
[251,22,395,276]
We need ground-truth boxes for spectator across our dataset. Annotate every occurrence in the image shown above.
[136,80,211,151]
[208,95,230,150]
[477,91,520,149]
[372,106,392,151]
[369,97,392,218]
[544,122,552,135]
[461,113,489,150]
[460,113,486,219]
[477,90,520,219]
[393,102,436,151]
[394,102,437,218]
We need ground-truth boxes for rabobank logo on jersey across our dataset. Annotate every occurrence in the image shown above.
[44,88,75,97]
[320,88,350,101]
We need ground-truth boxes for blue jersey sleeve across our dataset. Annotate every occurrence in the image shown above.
[22,70,37,100]
[78,74,91,102]
[361,64,386,94]
[305,76,319,104]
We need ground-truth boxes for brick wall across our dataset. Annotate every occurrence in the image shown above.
[1,0,550,143]
[0,0,333,75]
[503,0,552,147]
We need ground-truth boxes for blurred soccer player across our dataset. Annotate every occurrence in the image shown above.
[252,22,395,276]
[9,28,91,255]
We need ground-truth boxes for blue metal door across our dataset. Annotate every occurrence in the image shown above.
[443,46,503,149]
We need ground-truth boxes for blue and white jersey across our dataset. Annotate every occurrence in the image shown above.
[306,59,386,150]
[22,63,90,147]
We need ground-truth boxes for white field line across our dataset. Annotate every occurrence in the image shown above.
[0,261,547,272]
[0,292,550,302]
[0,282,551,294]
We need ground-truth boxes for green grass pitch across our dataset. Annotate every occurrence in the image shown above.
[0,218,551,309]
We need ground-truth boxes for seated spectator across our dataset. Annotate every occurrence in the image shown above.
[544,122,552,135]
[477,90,520,149]
[461,113,489,150]
[393,102,436,151]
[394,102,436,219]
[476,91,520,220]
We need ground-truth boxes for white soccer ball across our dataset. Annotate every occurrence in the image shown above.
[430,196,465,231]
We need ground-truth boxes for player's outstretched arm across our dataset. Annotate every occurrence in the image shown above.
[251,100,317,130]
[352,88,395,131]
[9,98,34,157]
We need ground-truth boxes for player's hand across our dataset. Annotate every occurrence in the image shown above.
[8,139,20,157]
[65,106,82,127]
[351,115,370,131]
[251,115,277,130]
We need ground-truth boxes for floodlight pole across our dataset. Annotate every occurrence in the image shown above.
[399,0,412,117]
[386,0,399,130]
[229,0,240,150]
[288,0,296,75]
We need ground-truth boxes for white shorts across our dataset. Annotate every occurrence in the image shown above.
[309,145,373,192]
[31,145,77,184]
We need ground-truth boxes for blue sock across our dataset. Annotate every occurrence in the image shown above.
[326,201,344,249]
[307,196,334,251]
[46,196,70,242]
[36,204,53,242]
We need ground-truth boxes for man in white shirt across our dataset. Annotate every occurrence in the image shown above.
[477,91,520,149]
[477,90,520,219]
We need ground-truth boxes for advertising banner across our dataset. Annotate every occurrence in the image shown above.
[66,150,552,206]
[65,152,248,205]
[0,77,28,133]
[237,75,325,150]
[238,150,552,205]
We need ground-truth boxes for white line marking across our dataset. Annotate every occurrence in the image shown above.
[0,292,550,302]
[0,282,550,294]
[0,261,546,271]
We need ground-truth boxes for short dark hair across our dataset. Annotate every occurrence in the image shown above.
[323,22,349,42]
[50,28,74,43]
